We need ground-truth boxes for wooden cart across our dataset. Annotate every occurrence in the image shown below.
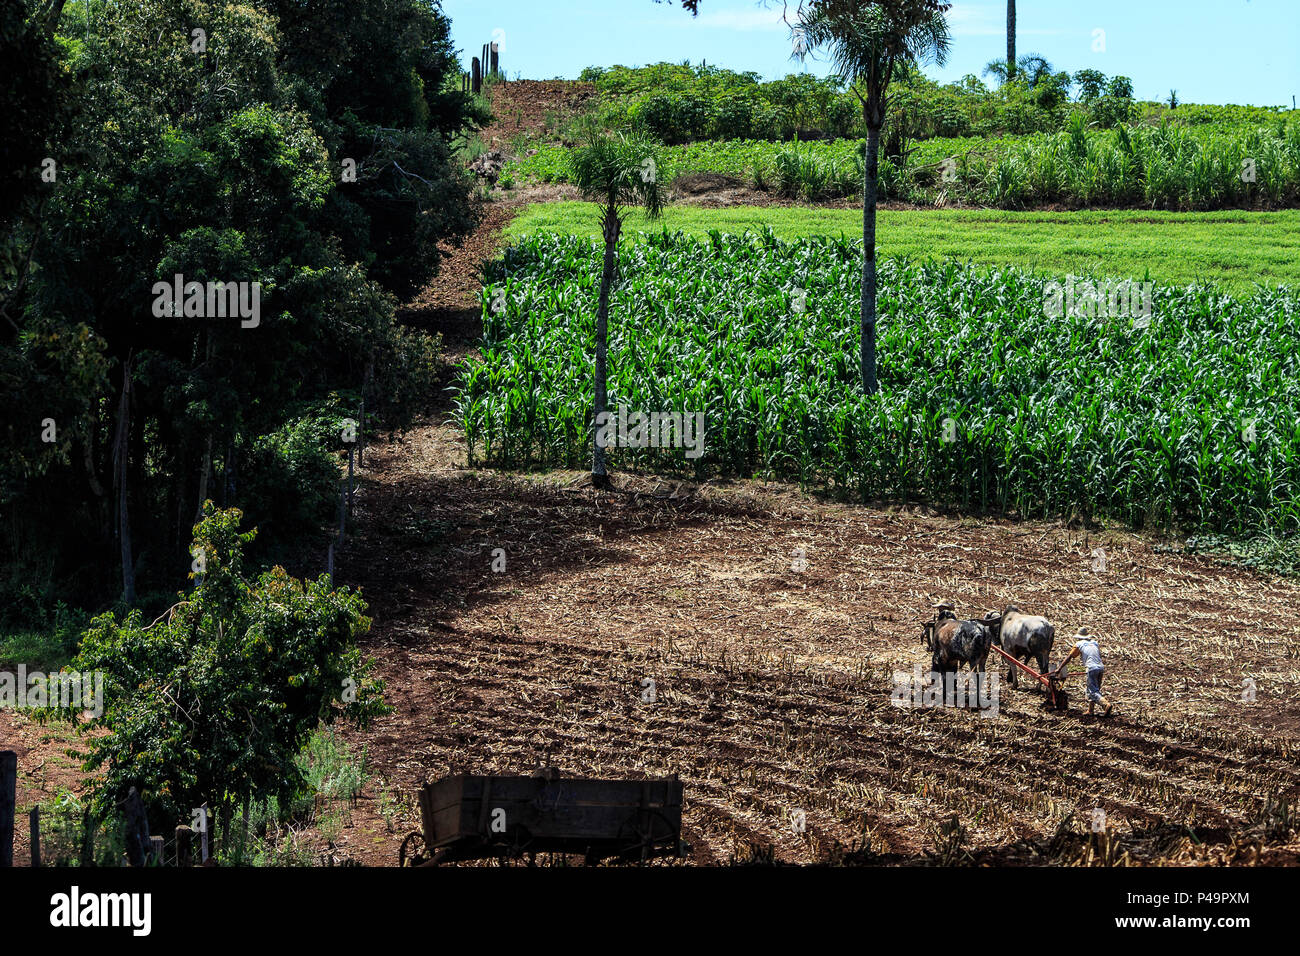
[400,770,685,866]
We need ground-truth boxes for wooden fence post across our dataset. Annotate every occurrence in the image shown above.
[175,824,192,866]
[472,56,481,93]
[30,806,40,868]
[150,835,164,866]
[199,802,210,863]
[490,42,499,77]
[0,751,15,867]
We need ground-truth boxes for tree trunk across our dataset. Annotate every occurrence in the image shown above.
[122,787,150,867]
[861,124,881,395]
[113,354,136,605]
[220,440,232,507]
[193,333,214,524]
[359,356,373,467]
[1007,0,1017,78]
[591,208,620,489]
[82,403,105,498]
[193,434,212,526]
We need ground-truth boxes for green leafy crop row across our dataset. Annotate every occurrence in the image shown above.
[456,230,1300,534]
[507,118,1300,210]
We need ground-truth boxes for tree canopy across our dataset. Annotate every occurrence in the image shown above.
[1,0,483,617]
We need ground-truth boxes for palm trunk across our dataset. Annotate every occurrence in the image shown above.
[1007,0,1017,78]
[861,124,881,395]
[591,207,620,489]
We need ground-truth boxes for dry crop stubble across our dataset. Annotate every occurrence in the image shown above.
[329,424,1300,865]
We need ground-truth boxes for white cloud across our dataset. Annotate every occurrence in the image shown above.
[945,2,1000,37]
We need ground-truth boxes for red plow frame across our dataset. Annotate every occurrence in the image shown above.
[988,643,1070,711]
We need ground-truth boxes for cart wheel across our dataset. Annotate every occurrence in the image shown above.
[617,810,679,863]
[399,830,431,867]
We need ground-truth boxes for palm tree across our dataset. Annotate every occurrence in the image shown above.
[570,131,663,489]
[1006,0,1016,80]
[985,53,1052,89]
[794,1,951,394]
[982,58,1010,85]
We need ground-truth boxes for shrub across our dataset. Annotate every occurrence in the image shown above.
[66,504,387,830]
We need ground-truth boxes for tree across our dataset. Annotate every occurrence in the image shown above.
[569,132,663,489]
[795,0,951,394]
[1006,0,1016,79]
[982,58,1010,86]
[2,0,482,616]
[1073,68,1107,102]
[1015,54,1052,88]
[67,504,386,828]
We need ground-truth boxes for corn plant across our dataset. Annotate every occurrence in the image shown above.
[457,229,1300,535]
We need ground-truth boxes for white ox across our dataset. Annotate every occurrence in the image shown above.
[983,605,1055,688]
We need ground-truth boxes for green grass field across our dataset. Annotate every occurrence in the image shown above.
[506,204,1300,292]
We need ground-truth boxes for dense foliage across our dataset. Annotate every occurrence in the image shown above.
[1,0,480,621]
[576,60,1154,145]
[457,231,1300,534]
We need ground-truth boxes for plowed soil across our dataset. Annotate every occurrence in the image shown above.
[321,412,1300,867]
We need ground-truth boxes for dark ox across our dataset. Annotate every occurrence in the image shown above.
[923,605,992,679]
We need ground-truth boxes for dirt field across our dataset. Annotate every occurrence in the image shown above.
[314,404,1300,866]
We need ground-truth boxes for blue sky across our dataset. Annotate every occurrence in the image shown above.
[441,0,1299,107]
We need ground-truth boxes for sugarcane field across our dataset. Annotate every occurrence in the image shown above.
[3,0,1297,939]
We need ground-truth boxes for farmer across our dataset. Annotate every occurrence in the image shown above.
[1054,627,1113,717]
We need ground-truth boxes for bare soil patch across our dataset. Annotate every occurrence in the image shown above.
[320,425,1300,867]
[478,79,596,150]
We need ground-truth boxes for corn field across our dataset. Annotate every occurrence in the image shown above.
[974,119,1300,209]
[455,230,1300,534]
